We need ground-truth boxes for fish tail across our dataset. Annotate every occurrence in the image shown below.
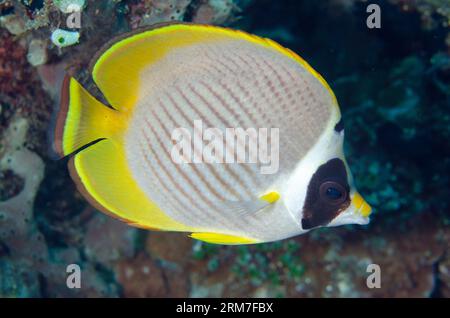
[53,75,124,157]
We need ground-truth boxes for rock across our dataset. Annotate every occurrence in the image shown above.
[438,252,450,297]
[145,232,193,265]
[115,254,189,297]
[84,214,137,265]
[0,259,41,297]
[192,0,236,25]
[27,39,48,66]
[54,0,86,13]
[0,14,26,36]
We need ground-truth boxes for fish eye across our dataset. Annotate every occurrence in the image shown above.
[319,181,347,205]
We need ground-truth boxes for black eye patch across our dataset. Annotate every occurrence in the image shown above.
[301,158,350,230]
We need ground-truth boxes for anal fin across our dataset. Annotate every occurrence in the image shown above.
[70,138,194,232]
[190,232,258,245]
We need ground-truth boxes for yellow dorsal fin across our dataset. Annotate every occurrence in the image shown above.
[89,22,337,113]
[190,232,258,245]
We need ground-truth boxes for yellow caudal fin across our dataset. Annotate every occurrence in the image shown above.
[53,75,124,157]
[190,232,259,245]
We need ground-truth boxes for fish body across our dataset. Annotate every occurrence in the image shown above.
[55,23,372,244]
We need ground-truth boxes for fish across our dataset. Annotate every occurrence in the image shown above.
[54,22,372,245]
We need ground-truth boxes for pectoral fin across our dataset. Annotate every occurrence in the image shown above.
[216,191,281,216]
[189,192,280,245]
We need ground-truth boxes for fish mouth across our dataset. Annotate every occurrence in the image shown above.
[351,192,372,219]
[320,191,373,228]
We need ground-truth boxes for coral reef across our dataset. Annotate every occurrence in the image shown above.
[0,0,449,298]
[191,0,239,25]
[0,117,45,297]
[127,0,192,28]
[54,0,87,14]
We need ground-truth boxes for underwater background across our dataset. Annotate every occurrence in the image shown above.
[0,0,449,297]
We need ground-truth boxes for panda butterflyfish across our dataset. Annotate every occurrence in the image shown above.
[54,22,372,245]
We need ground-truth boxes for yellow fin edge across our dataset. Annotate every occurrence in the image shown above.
[190,232,259,245]
[61,78,82,155]
[70,138,195,232]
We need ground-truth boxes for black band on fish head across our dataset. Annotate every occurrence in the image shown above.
[301,158,350,230]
